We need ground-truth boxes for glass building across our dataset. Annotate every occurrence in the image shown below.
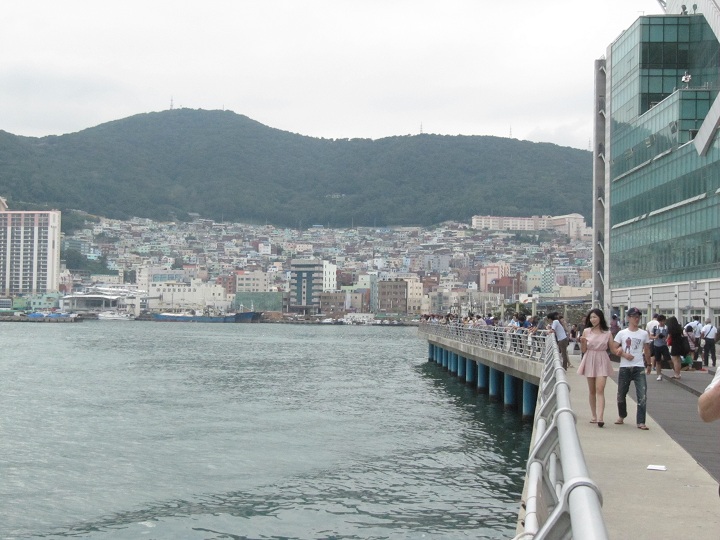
[593,1,720,324]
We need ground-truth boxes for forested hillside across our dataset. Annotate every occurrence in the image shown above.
[0,109,592,227]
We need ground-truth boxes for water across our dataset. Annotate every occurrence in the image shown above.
[0,322,532,539]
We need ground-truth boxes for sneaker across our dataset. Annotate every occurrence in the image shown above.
[656,375,662,381]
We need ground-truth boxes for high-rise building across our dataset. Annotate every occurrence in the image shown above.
[594,2,720,322]
[0,198,61,296]
[289,259,336,314]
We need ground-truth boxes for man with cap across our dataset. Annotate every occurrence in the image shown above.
[613,307,652,430]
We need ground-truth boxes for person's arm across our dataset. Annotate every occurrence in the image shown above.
[579,329,589,354]
[698,386,720,422]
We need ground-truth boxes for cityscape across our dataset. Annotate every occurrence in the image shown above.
[0,197,595,321]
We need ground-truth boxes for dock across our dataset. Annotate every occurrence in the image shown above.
[0,316,82,322]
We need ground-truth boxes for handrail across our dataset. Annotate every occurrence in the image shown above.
[419,322,608,539]
[419,322,548,361]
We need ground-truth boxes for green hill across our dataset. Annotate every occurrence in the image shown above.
[0,109,592,227]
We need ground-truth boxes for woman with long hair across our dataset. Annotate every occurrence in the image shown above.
[666,316,684,380]
[578,308,615,427]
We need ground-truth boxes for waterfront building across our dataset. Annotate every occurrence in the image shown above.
[594,2,720,324]
[147,278,230,312]
[235,270,271,293]
[377,279,408,315]
[289,259,336,314]
[0,198,61,295]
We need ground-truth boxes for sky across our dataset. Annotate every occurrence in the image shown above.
[1,0,663,150]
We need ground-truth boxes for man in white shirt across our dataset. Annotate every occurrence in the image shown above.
[687,316,703,361]
[613,307,651,430]
[701,318,717,367]
[646,314,659,374]
[548,311,570,370]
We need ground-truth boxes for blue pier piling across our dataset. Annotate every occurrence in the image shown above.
[457,355,466,378]
[489,367,502,401]
[451,352,459,374]
[503,373,517,410]
[477,362,489,393]
[428,343,434,362]
[522,381,537,420]
[465,357,475,384]
[442,348,448,369]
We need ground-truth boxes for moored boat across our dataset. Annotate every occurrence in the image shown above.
[97,311,135,321]
[151,311,262,323]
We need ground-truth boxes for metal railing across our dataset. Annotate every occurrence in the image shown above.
[419,322,608,539]
[420,322,548,361]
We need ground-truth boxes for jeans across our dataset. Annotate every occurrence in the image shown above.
[617,366,647,425]
[704,338,717,366]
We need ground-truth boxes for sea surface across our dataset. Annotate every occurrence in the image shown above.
[0,322,532,539]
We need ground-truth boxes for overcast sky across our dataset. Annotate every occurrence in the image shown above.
[1,0,662,150]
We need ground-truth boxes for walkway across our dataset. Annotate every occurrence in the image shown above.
[565,350,720,539]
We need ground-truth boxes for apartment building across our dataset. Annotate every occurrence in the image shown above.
[0,198,61,295]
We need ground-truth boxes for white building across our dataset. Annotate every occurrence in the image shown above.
[0,198,61,295]
[471,213,590,239]
[147,278,230,312]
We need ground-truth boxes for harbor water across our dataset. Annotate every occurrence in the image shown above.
[0,323,531,539]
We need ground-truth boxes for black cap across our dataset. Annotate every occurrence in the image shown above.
[627,307,641,317]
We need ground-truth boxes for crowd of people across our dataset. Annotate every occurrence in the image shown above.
[574,309,718,431]
[422,308,719,433]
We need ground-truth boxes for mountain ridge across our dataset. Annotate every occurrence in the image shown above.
[0,109,592,228]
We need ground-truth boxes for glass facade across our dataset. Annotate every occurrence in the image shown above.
[608,14,720,288]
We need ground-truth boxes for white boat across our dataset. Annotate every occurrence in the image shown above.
[97,311,135,321]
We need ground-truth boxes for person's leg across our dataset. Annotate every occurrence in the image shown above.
[671,354,681,378]
[704,341,710,366]
[654,346,663,380]
[559,338,569,369]
[710,338,717,366]
[587,377,597,422]
[616,367,630,423]
[596,376,607,424]
[633,367,648,428]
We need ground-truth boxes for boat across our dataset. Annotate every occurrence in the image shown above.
[151,310,262,323]
[97,311,135,321]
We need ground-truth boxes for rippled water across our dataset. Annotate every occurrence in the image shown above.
[0,322,531,539]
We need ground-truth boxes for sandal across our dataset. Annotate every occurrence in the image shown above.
[614,419,624,425]
[637,425,649,430]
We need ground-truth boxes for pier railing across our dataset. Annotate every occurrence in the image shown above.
[420,322,548,361]
[419,323,608,539]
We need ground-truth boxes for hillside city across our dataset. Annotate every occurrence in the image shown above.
[40,211,594,321]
